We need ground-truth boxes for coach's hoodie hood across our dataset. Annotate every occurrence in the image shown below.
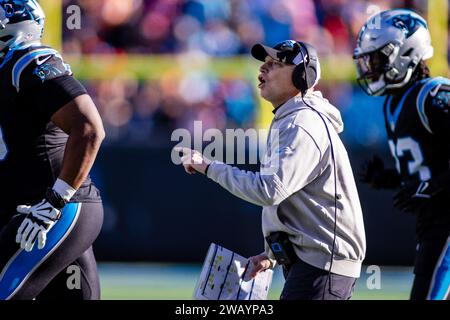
[274,90,344,134]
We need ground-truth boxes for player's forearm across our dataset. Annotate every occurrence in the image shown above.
[59,124,105,189]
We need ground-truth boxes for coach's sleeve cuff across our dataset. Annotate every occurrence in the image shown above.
[268,257,277,269]
[205,160,226,180]
[266,252,277,269]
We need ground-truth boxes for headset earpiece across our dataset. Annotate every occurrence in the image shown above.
[292,42,318,93]
[292,65,307,92]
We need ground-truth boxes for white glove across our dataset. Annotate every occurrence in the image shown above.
[15,199,62,252]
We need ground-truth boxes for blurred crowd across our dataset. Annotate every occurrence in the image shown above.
[62,0,434,146]
[83,77,257,145]
[64,0,428,56]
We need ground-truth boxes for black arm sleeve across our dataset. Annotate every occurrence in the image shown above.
[18,53,88,120]
[32,75,87,119]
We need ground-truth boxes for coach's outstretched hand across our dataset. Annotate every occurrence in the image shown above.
[174,147,212,175]
[15,189,65,252]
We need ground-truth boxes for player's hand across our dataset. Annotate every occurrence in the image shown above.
[244,254,273,281]
[393,180,442,213]
[15,189,65,252]
[174,147,211,175]
[359,155,400,189]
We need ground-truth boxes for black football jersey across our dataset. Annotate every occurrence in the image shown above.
[0,46,101,216]
[383,76,450,234]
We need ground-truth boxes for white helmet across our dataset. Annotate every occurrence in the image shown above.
[0,0,45,57]
[353,9,433,96]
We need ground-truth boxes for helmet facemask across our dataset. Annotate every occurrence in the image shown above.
[355,47,390,96]
[355,42,419,96]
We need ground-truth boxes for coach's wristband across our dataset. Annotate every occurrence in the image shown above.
[53,178,77,202]
[204,163,211,177]
[268,257,277,269]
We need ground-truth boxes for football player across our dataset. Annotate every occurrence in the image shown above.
[0,0,105,299]
[354,9,450,300]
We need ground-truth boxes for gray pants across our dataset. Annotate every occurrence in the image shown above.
[281,258,357,300]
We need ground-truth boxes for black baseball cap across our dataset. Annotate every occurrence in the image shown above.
[251,40,308,65]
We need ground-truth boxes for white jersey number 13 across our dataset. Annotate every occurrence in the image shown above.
[388,137,431,181]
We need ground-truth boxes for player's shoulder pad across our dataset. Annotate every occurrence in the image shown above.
[12,47,73,92]
[416,77,450,134]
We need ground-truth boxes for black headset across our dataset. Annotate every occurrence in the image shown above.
[291,41,320,93]
[295,41,339,300]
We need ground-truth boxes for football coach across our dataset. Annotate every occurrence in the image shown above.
[175,40,366,300]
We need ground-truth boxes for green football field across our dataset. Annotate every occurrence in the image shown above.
[98,263,414,300]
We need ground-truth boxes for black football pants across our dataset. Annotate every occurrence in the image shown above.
[0,202,103,300]
[281,257,357,300]
[411,230,450,300]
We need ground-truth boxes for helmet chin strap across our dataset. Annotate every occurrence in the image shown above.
[368,67,414,96]
[384,67,414,90]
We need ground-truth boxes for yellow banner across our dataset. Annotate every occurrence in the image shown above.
[428,0,449,77]
[40,0,62,51]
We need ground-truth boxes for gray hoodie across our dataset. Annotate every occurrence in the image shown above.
[207,91,366,278]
